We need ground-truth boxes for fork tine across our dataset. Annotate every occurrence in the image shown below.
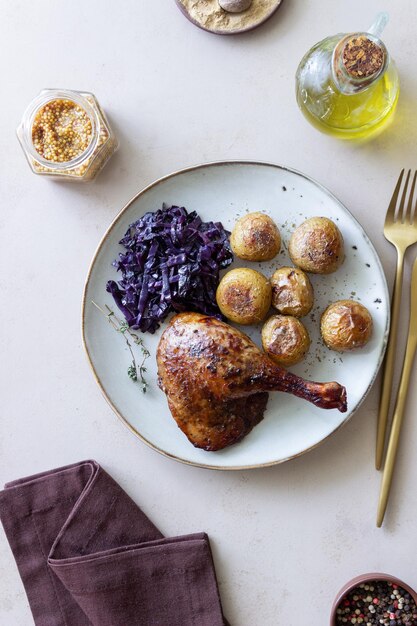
[386,169,405,222]
[405,171,417,224]
[411,171,417,225]
[398,169,411,223]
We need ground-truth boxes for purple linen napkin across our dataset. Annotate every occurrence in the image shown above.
[0,460,227,626]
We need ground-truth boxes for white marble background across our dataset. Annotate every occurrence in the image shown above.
[1,1,417,624]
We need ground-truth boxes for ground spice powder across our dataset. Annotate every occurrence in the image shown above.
[179,0,280,33]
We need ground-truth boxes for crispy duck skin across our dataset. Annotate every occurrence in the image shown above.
[157,312,347,451]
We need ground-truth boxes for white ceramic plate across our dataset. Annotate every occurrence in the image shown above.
[82,161,389,470]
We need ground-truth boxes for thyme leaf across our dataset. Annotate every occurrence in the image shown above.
[92,301,151,393]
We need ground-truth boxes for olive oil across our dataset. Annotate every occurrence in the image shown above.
[295,20,399,140]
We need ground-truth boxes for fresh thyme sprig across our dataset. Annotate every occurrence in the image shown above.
[92,301,151,393]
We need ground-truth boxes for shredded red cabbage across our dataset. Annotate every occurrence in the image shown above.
[106,205,233,333]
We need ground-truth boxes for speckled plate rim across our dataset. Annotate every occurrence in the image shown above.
[174,0,284,36]
[81,160,390,471]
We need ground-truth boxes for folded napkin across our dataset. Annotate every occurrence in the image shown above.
[0,460,227,626]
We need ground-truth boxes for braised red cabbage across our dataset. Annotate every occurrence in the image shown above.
[106,205,233,333]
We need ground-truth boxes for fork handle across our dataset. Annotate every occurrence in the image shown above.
[376,335,417,526]
[375,249,405,470]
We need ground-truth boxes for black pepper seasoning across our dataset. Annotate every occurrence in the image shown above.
[335,580,417,626]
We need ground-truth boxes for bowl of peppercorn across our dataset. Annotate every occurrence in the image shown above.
[331,573,417,625]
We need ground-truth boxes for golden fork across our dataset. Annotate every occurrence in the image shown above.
[376,170,417,470]
[377,255,417,526]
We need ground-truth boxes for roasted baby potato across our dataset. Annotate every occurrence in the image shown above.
[262,315,310,366]
[288,216,344,274]
[216,268,272,325]
[321,299,373,351]
[270,266,314,317]
[230,212,281,261]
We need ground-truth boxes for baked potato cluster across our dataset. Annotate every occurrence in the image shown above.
[217,211,373,365]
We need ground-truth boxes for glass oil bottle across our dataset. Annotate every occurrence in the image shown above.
[295,13,399,140]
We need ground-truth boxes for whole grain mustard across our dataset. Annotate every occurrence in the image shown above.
[31,99,93,163]
[17,89,118,181]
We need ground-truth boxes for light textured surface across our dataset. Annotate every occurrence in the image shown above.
[1,1,417,624]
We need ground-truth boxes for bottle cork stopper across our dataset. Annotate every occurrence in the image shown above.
[342,35,384,78]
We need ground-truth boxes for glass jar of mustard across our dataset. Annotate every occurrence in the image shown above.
[17,89,118,181]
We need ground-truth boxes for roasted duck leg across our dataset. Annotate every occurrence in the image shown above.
[157,312,347,451]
